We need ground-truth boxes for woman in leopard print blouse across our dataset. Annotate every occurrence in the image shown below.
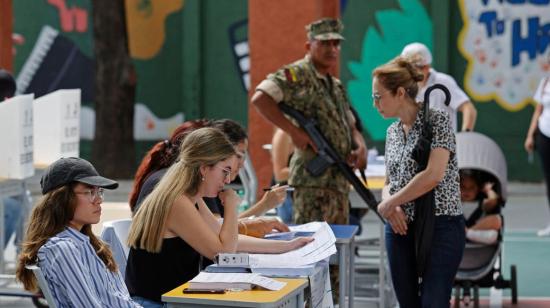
[372,56,465,307]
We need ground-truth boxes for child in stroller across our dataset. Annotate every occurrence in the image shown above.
[460,169,503,244]
[453,131,518,307]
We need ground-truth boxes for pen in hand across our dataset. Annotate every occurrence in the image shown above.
[263,187,295,191]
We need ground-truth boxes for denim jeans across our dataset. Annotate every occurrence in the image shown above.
[385,215,465,308]
[132,296,165,308]
[276,191,294,224]
[3,196,23,248]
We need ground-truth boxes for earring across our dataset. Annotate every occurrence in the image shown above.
[201,176,205,181]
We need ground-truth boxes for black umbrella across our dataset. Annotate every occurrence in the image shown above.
[411,84,451,286]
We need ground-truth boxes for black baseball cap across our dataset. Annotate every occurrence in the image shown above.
[40,157,119,194]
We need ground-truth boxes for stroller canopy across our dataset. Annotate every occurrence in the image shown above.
[456,132,508,200]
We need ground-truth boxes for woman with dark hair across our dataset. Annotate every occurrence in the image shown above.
[208,119,289,219]
[16,157,140,307]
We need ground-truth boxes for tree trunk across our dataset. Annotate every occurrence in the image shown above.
[91,0,136,178]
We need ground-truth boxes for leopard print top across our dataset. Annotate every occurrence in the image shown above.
[384,107,462,221]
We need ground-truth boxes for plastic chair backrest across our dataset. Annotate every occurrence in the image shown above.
[26,264,58,308]
[238,154,258,206]
[100,218,132,276]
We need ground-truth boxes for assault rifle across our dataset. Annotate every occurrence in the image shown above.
[279,103,384,222]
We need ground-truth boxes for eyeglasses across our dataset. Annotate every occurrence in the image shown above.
[235,150,246,162]
[372,90,390,103]
[74,188,104,203]
[216,166,232,180]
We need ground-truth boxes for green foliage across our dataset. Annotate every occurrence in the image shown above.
[346,0,433,141]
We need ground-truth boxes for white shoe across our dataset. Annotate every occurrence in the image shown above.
[537,225,550,237]
[466,229,498,244]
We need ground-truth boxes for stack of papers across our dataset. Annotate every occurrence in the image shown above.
[263,231,315,240]
[249,222,336,268]
[188,272,286,291]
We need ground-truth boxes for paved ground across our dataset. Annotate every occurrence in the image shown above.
[1,178,549,307]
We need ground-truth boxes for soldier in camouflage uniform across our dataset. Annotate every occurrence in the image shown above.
[252,18,367,302]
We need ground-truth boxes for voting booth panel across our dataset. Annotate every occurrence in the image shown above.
[33,89,80,165]
[0,94,35,179]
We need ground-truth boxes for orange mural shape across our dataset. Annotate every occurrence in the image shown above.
[125,0,184,59]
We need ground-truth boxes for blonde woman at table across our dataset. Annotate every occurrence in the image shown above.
[126,128,312,307]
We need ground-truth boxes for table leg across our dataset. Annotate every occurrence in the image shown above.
[339,244,346,308]
[0,197,4,273]
[379,221,385,308]
[349,239,355,308]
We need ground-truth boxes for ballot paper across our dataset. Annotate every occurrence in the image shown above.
[189,272,285,291]
[263,231,315,241]
[249,222,336,268]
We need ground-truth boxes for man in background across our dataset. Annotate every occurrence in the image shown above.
[401,42,477,132]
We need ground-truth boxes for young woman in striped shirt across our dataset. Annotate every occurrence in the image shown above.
[16,157,141,307]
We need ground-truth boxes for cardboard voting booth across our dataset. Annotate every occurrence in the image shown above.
[0,95,35,179]
[33,89,80,165]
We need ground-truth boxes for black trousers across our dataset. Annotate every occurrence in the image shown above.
[536,128,550,209]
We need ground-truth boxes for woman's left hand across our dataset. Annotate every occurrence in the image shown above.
[243,217,290,238]
[286,237,314,251]
[218,189,241,210]
[387,206,408,235]
[377,198,397,218]
[260,184,288,210]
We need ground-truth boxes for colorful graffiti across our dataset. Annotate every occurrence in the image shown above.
[346,0,432,141]
[125,0,184,59]
[47,0,88,33]
[458,0,550,111]
[228,19,249,92]
[15,23,184,141]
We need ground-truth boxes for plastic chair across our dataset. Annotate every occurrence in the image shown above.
[100,218,132,277]
[25,264,57,308]
[238,154,258,207]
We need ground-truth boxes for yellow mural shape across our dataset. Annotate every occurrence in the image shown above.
[125,0,184,59]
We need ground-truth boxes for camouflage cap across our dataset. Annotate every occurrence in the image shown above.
[306,18,345,41]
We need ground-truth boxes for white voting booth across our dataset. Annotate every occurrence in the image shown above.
[0,94,34,275]
[33,89,80,165]
[0,89,80,277]
[0,94,35,179]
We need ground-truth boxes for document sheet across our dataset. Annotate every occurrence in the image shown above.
[249,222,336,268]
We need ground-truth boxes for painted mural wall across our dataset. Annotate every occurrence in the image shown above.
[11,0,248,159]
[339,0,548,181]
[9,0,547,180]
[458,0,550,111]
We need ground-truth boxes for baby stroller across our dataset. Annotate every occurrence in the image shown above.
[453,131,518,307]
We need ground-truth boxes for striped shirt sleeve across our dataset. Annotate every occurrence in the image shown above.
[39,234,141,307]
[39,239,104,307]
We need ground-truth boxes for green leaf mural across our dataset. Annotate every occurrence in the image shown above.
[347,0,432,141]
